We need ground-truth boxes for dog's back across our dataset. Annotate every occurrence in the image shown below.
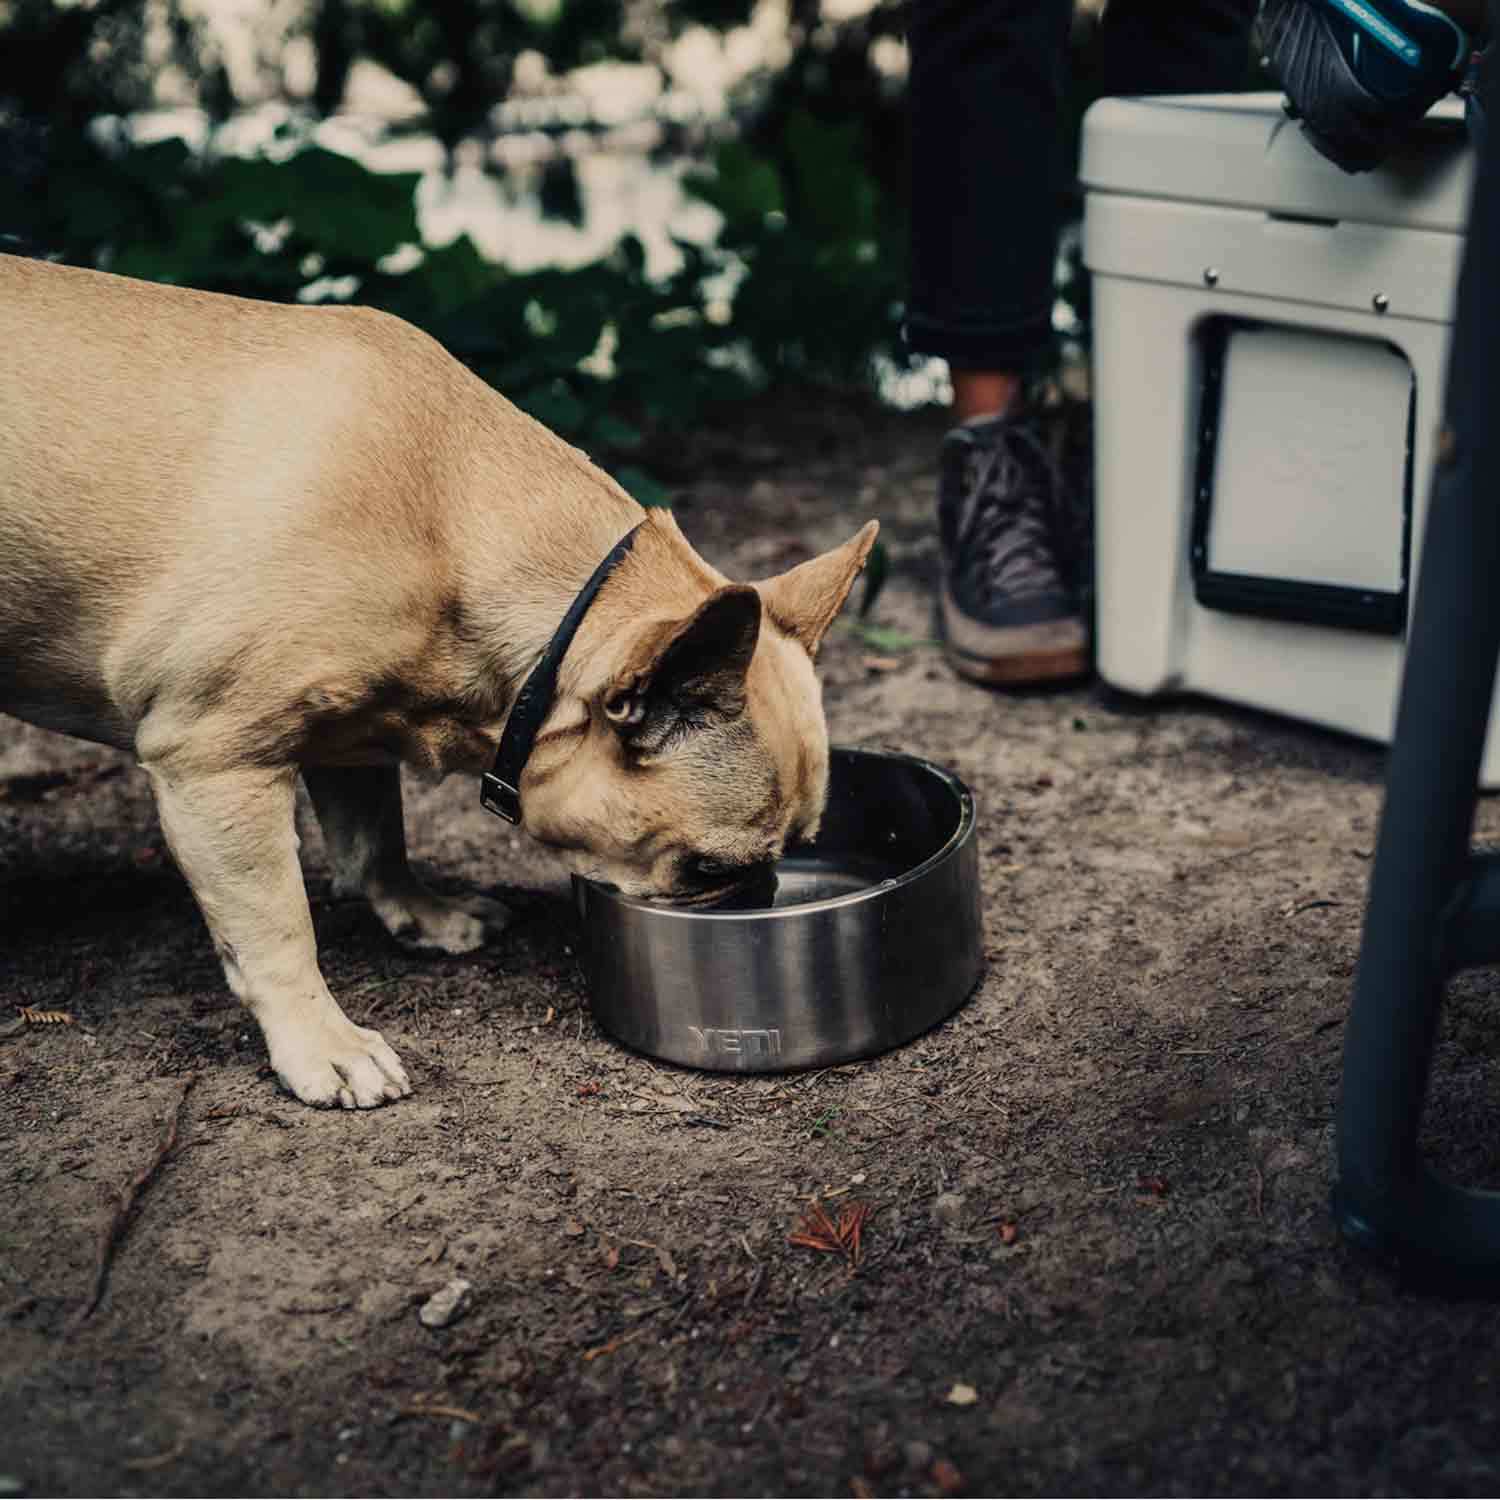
[0,256,476,747]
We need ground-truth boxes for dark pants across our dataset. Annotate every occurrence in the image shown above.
[905,0,1259,371]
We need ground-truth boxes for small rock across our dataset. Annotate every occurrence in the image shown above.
[418,1277,474,1329]
[903,1440,933,1470]
[1264,1141,1312,1174]
[945,1381,978,1407]
[931,1457,965,1495]
[933,1192,967,1228]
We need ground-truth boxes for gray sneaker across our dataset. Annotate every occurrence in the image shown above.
[937,407,1089,686]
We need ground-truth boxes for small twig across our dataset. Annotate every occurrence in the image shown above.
[1251,1165,1265,1221]
[121,1441,185,1472]
[582,1328,643,1362]
[620,1298,679,1322]
[384,1191,427,1226]
[742,1262,767,1305]
[1292,898,1342,915]
[397,1403,482,1424]
[69,1075,197,1333]
[797,1067,840,1090]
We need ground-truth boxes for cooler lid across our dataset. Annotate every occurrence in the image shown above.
[1080,92,1472,234]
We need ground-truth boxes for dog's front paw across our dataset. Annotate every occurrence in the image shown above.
[374,886,511,956]
[268,1016,412,1109]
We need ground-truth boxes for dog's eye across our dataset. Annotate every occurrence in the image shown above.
[604,692,638,724]
[687,854,733,881]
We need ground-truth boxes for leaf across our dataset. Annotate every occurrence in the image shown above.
[842,620,939,654]
[515,381,589,436]
[931,1458,966,1495]
[611,465,673,508]
[858,538,889,619]
[789,1199,873,1267]
[783,110,878,246]
[213,148,421,262]
[683,140,783,229]
[588,413,645,451]
[411,234,499,319]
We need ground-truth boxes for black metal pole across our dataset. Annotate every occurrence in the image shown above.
[1333,26,1500,1283]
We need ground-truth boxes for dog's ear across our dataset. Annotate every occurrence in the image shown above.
[602,585,762,748]
[755,520,879,659]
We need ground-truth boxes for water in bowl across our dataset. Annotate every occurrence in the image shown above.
[766,851,904,908]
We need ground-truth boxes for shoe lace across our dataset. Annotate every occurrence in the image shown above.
[947,421,1068,605]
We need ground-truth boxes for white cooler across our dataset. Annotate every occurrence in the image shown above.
[1080,93,1485,775]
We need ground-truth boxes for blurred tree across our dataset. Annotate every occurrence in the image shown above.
[8,0,1089,484]
[308,0,635,155]
[0,0,220,126]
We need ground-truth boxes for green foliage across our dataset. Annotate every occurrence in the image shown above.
[0,0,929,504]
[0,123,766,488]
[685,109,907,387]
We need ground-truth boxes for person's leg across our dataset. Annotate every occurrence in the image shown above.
[906,0,1073,399]
[1092,0,1259,100]
[952,370,1022,423]
[905,0,1263,687]
[907,1,1088,685]
[908,0,1058,433]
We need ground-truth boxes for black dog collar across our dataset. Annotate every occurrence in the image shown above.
[481,522,645,825]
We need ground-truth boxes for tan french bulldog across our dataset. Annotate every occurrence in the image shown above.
[0,253,877,1110]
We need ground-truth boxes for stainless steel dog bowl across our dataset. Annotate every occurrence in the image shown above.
[573,746,982,1071]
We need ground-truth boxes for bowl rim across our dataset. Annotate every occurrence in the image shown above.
[573,745,976,924]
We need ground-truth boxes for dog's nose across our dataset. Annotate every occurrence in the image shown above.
[700,861,779,911]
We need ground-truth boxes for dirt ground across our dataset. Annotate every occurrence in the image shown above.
[8,394,1500,1499]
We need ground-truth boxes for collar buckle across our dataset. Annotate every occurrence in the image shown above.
[480,772,522,824]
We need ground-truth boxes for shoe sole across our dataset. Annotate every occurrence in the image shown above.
[945,641,1091,686]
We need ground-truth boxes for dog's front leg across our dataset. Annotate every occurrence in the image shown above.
[144,760,412,1108]
[302,765,511,955]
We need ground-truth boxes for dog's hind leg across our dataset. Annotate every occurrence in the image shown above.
[143,759,412,1108]
[302,764,510,956]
